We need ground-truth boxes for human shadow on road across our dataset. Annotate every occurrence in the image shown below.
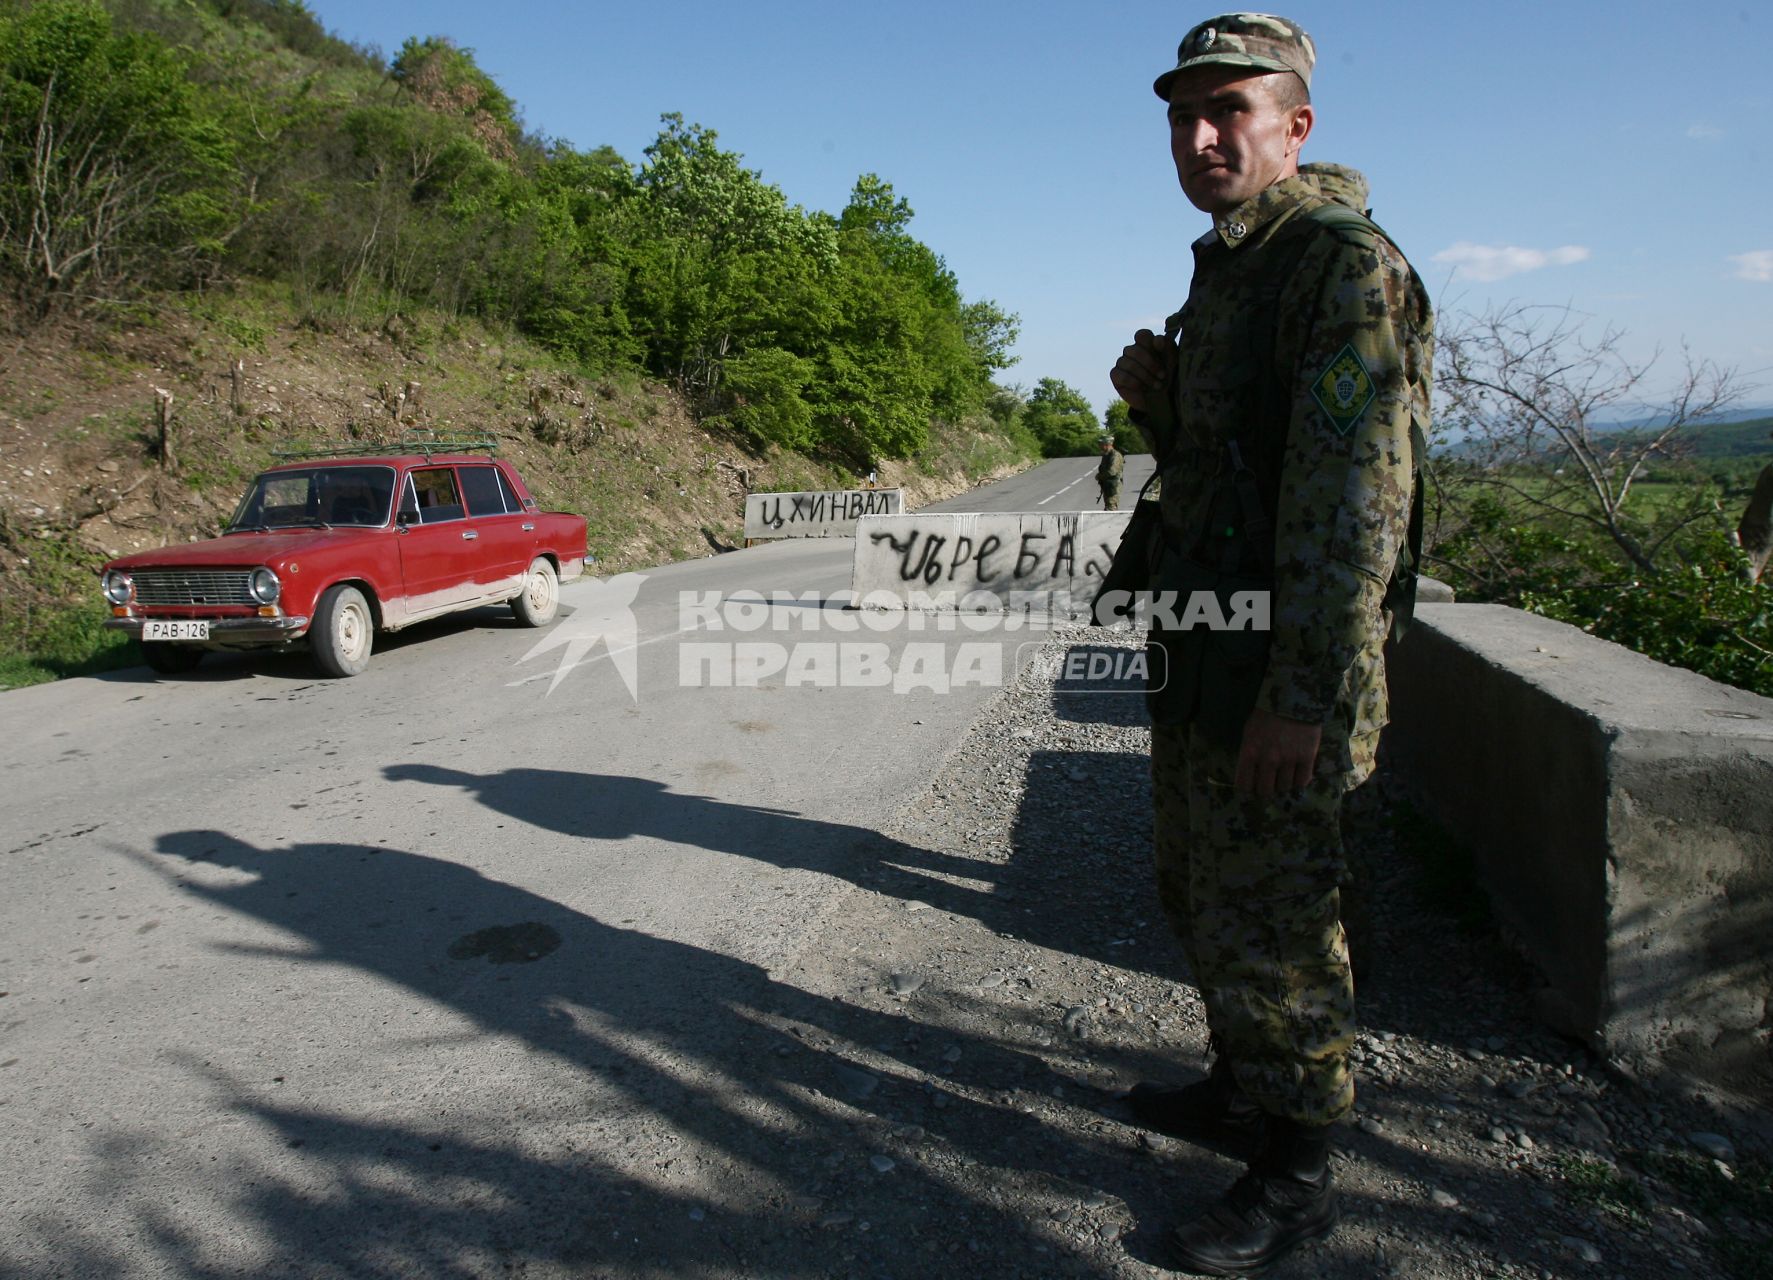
[381,762,1185,987]
[37,828,1192,1278]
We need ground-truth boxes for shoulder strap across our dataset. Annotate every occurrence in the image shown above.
[1232,199,1375,517]
[1385,416,1430,642]
[1249,199,1433,640]
[1302,201,1378,237]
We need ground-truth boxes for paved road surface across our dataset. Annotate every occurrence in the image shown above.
[0,456,1150,1276]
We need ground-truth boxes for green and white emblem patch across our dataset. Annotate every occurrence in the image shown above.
[1310,344,1376,435]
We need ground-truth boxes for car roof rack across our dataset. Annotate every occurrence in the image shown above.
[271,431,499,462]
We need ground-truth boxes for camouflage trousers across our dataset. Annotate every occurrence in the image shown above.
[1100,482,1121,511]
[1149,720,1378,1128]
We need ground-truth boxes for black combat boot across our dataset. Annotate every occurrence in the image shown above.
[1123,1049,1268,1150]
[1170,1117,1337,1276]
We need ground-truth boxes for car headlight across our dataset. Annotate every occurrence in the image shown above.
[250,567,281,605]
[102,570,133,605]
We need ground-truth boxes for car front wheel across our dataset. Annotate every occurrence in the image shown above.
[142,641,204,674]
[511,557,560,627]
[311,584,374,677]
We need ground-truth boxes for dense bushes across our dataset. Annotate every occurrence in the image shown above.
[1428,485,1771,696]
[0,0,235,306]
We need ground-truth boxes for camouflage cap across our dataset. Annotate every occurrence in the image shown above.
[1153,13,1316,100]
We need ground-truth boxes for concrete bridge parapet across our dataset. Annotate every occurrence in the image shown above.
[1386,603,1773,1100]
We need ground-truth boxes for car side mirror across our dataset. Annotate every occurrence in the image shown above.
[396,510,415,527]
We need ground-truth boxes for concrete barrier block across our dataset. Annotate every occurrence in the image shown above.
[744,488,903,539]
[851,511,1132,617]
[1387,604,1773,1095]
[1416,575,1456,604]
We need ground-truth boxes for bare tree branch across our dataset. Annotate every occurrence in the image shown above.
[1435,303,1743,579]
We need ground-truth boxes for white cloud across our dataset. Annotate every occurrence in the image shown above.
[1687,123,1724,140]
[1431,242,1592,283]
[1730,250,1773,283]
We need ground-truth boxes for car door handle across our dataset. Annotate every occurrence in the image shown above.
[461,531,478,540]
[522,522,535,531]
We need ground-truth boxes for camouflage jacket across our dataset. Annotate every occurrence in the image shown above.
[1131,162,1433,735]
[1098,448,1125,482]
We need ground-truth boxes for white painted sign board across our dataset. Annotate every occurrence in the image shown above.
[744,488,904,539]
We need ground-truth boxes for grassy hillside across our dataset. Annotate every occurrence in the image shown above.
[0,0,1059,689]
[1684,416,1773,461]
[0,287,1036,689]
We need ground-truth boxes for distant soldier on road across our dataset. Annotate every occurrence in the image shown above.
[1108,12,1432,1275]
[1097,436,1125,510]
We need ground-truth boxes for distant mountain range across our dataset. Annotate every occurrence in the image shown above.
[1675,416,1773,460]
[1437,412,1773,462]
[1593,406,1773,431]
[1605,413,1773,458]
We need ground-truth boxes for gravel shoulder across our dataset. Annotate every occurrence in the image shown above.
[759,626,1771,1280]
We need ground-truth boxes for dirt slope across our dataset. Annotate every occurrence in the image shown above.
[0,291,1032,680]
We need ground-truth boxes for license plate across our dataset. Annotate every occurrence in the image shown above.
[143,620,209,641]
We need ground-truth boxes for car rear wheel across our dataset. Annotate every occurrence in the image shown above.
[311,584,373,677]
[141,641,204,674]
[511,557,560,627]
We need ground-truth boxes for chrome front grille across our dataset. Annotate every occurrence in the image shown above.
[132,570,254,607]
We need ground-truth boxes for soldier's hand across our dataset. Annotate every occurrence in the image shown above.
[1234,707,1322,798]
[1110,329,1178,413]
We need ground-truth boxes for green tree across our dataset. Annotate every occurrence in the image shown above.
[193,1,380,72]
[962,299,1020,378]
[493,141,640,366]
[721,346,817,450]
[1023,377,1101,457]
[625,114,836,418]
[390,36,522,163]
[800,175,962,463]
[0,0,234,311]
[1104,399,1136,450]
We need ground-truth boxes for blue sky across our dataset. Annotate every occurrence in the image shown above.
[305,1,1772,418]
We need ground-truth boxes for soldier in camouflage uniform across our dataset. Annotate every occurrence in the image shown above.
[1108,13,1432,1275]
[1097,436,1125,510]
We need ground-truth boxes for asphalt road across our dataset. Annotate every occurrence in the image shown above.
[0,455,1150,1276]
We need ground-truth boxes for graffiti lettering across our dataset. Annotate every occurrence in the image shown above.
[853,512,1131,620]
[870,526,1115,587]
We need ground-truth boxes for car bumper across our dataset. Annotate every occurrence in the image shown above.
[105,616,312,644]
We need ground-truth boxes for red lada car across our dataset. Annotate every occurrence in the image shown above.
[99,445,588,677]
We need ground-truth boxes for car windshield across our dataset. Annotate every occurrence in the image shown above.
[227,465,396,531]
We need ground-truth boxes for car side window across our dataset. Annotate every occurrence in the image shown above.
[495,467,527,513]
[412,467,465,524]
[460,465,508,516]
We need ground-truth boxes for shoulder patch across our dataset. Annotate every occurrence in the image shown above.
[1311,344,1376,435]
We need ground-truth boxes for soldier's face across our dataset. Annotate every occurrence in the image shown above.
[1167,68,1313,214]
